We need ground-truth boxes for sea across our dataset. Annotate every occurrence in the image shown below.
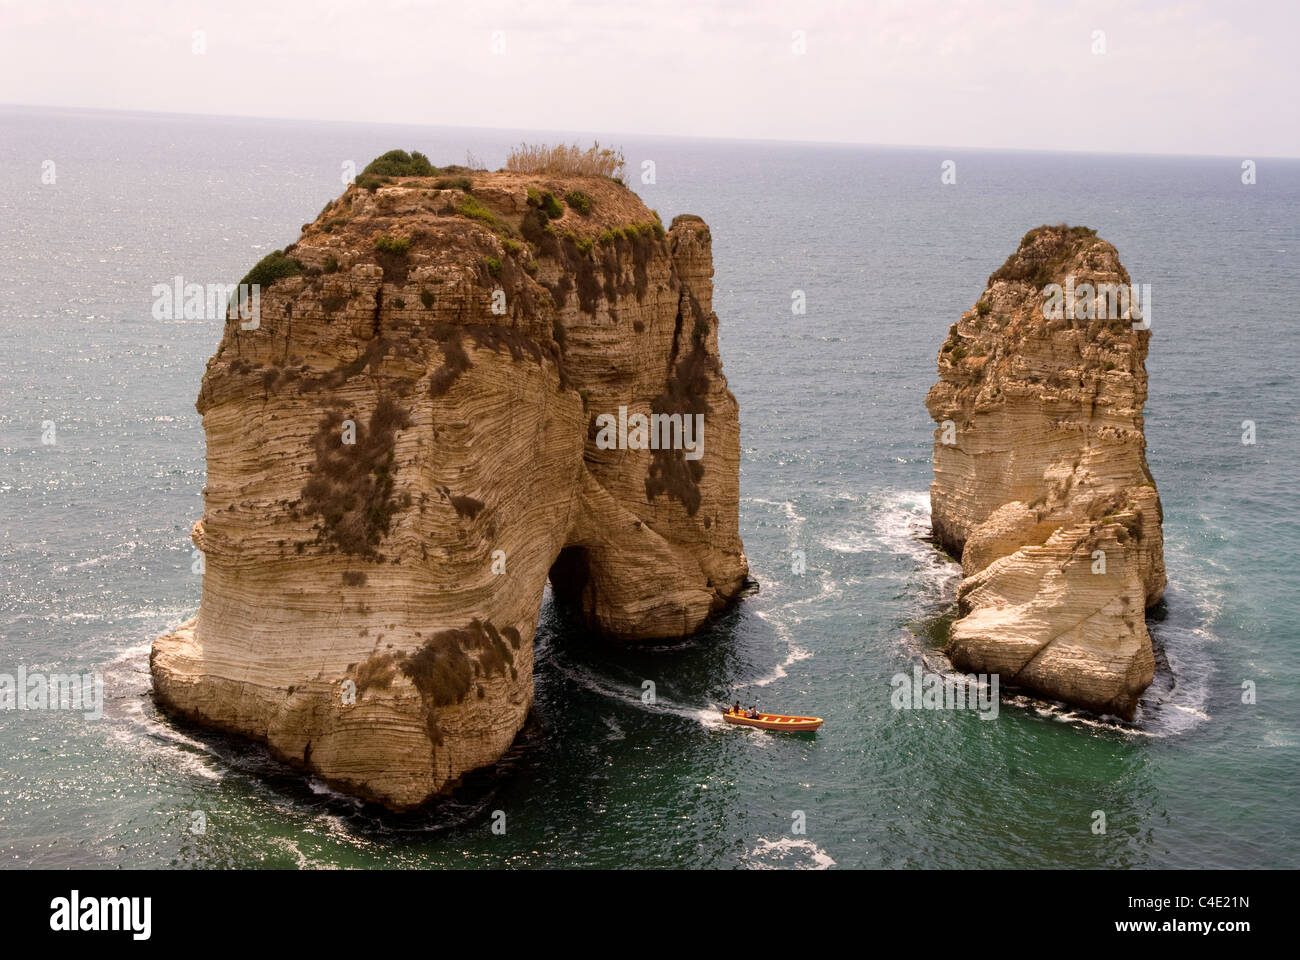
[1,104,1297,869]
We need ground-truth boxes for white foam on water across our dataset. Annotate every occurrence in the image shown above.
[310,787,366,814]
[740,726,776,748]
[751,594,817,688]
[744,496,831,687]
[825,488,959,605]
[46,538,157,573]
[747,496,805,531]
[105,721,228,779]
[1263,729,1297,748]
[105,637,153,666]
[267,835,321,870]
[97,635,229,781]
[917,651,999,698]
[745,836,836,870]
[1122,531,1227,735]
[820,528,878,554]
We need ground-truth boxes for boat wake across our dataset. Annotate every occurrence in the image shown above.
[545,658,728,730]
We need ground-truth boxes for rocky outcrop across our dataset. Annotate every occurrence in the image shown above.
[926,225,1165,719]
[151,157,748,809]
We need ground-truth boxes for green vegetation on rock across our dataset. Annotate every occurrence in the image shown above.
[453,195,510,235]
[539,191,564,219]
[362,149,438,178]
[238,249,303,290]
[564,190,593,215]
[373,235,411,254]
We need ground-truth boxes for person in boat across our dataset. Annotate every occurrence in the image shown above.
[748,703,760,719]
[732,700,741,715]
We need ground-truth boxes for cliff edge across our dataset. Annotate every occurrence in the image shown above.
[926,225,1165,719]
[151,152,748,809]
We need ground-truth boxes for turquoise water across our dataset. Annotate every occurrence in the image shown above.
[1,106,1297,868]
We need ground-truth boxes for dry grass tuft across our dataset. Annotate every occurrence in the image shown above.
[505,142,626,180]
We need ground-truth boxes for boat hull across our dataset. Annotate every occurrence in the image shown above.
[723,711,823,732]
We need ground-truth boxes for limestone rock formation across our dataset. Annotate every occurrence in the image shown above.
[151,156,748,809]
[926,225,1165,719]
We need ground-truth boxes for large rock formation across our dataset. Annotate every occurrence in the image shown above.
[151,156,748,809]
[926,225,1165,719]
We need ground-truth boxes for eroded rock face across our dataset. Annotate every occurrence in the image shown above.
[926,225,1165,719]
[151,168,748,809]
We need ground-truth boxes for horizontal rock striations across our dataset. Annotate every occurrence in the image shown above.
[151,156,748,809]
[926,225,1165,719]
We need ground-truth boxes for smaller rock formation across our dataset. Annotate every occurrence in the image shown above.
[926,225,1166,719]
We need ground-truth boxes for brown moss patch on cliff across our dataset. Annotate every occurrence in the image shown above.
[426,323,547,399]
[645,296,717,516]
[543,273,572,309]
[571,241,603,314]
[540,224,662,315]
[450,495,484,520]
[353,650,399,697]
[427,325,471,397]
[624,229,653,300]
[399,619,518,745]
[299,395,412,557]
[436,484,485,520]
[464,323,545,363]
[297,335,390,394]
[400,619,516,705]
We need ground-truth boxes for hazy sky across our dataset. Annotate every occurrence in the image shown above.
[2,0,1297,157]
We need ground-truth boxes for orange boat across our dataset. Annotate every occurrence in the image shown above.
[722,709,823,732]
